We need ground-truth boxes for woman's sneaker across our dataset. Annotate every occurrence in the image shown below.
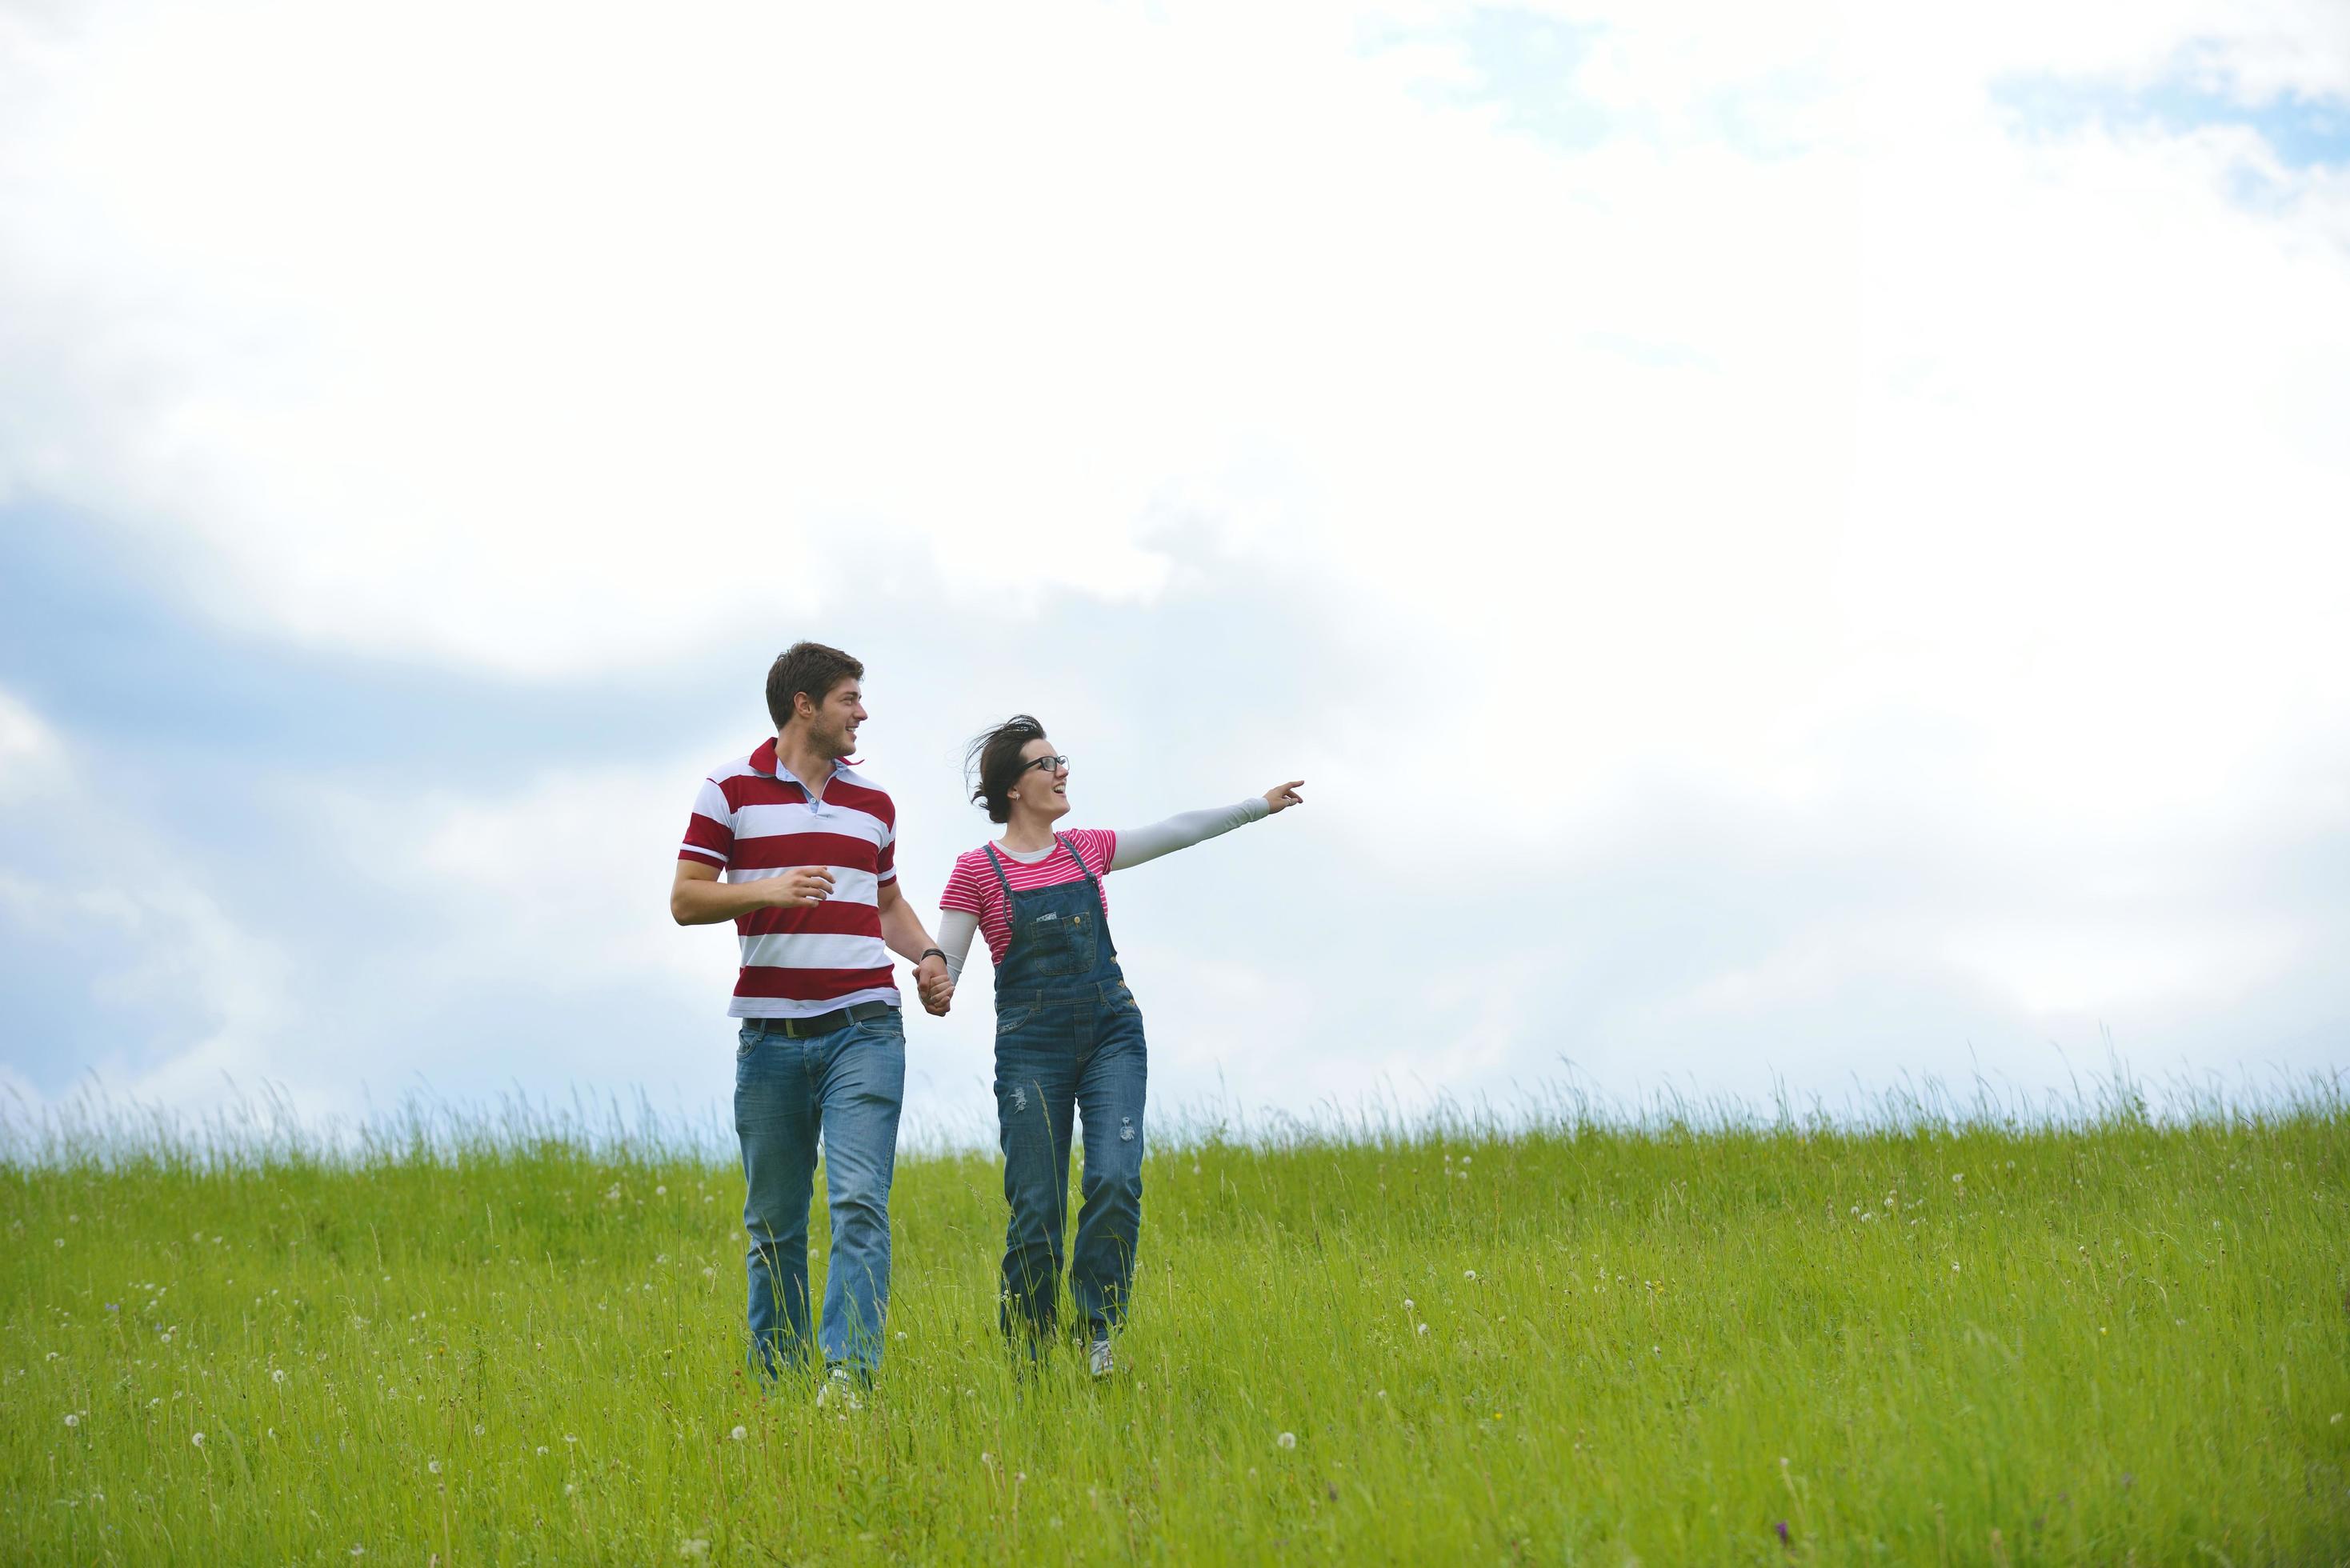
[1087,1335,1115,1379]
[817,1365,864,1411]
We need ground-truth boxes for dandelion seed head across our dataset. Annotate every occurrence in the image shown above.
[731,1426,747,1441]
[1463,1270,1477,1281]
[427,1459,441,1474]
[63,1413,78,1427]
[1277,1432,1296,1449]
[190,1432,205,1447]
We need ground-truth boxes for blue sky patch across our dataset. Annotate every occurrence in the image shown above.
[1451,7,1611,150]
[1994,70,2350,172]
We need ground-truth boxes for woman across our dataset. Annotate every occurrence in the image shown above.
[938,714,1303,1375]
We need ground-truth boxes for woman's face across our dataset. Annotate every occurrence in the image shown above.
[1011,737,1071,822]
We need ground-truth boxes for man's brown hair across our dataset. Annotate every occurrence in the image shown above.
[765,642,863,731]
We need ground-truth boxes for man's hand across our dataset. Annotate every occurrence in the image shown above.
[914,955,954,1016]
[1263,779,1306,814]
[762,867,835,909]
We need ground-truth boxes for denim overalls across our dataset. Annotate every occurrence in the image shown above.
[986,835,1148,1345]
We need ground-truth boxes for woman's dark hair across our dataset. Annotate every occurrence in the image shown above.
[966,714,1047,825]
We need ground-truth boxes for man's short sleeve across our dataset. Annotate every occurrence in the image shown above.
[679,778,734,869]
[875,824,898,884]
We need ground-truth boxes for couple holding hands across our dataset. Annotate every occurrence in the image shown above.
[671,642,1302,1391]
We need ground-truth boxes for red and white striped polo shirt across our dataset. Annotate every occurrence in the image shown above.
[938,830,1117,968]
[679,738,900,1018]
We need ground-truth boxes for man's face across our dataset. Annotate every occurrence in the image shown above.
[801,679,867,759]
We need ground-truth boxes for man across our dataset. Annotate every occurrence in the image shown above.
[671,641,954,1394]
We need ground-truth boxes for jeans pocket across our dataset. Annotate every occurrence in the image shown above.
[736,1026,760,1059]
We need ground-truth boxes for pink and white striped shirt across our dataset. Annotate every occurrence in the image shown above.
[938,829,1118,968]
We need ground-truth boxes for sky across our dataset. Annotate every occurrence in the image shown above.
[2,0,2347,1145]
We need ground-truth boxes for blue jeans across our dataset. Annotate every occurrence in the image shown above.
[995,980,1147,1342]
[734,1008,905,1379]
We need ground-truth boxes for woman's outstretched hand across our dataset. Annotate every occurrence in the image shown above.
[1263,780,1305,814]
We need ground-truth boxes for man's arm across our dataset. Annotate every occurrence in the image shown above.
[876,878,954,1015]
[670,860,834,926]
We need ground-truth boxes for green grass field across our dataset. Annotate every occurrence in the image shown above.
[6,1088,2348,1565]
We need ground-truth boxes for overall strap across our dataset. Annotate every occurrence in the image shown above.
[981,842,1019,901]
[1054,833,1103,895]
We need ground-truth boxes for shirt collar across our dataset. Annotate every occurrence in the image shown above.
[750,738,858,788]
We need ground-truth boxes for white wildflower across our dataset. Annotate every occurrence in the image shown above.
[1463,1270,1477,1281]
[271,1369,286,1384]
[427,1459,441,1475]
[1277,1432,1296,1450]
[63,1413,79,1427]
[190,1432,205,1447]
[730,1426,747,1442]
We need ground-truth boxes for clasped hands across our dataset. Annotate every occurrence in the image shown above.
[914,954,955,1017]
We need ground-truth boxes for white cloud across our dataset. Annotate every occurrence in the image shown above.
[0,683,319,1120]
[0,685,64,802]
[4,2,2348,1122]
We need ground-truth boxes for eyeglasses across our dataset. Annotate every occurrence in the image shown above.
[1020,754,1070,775]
